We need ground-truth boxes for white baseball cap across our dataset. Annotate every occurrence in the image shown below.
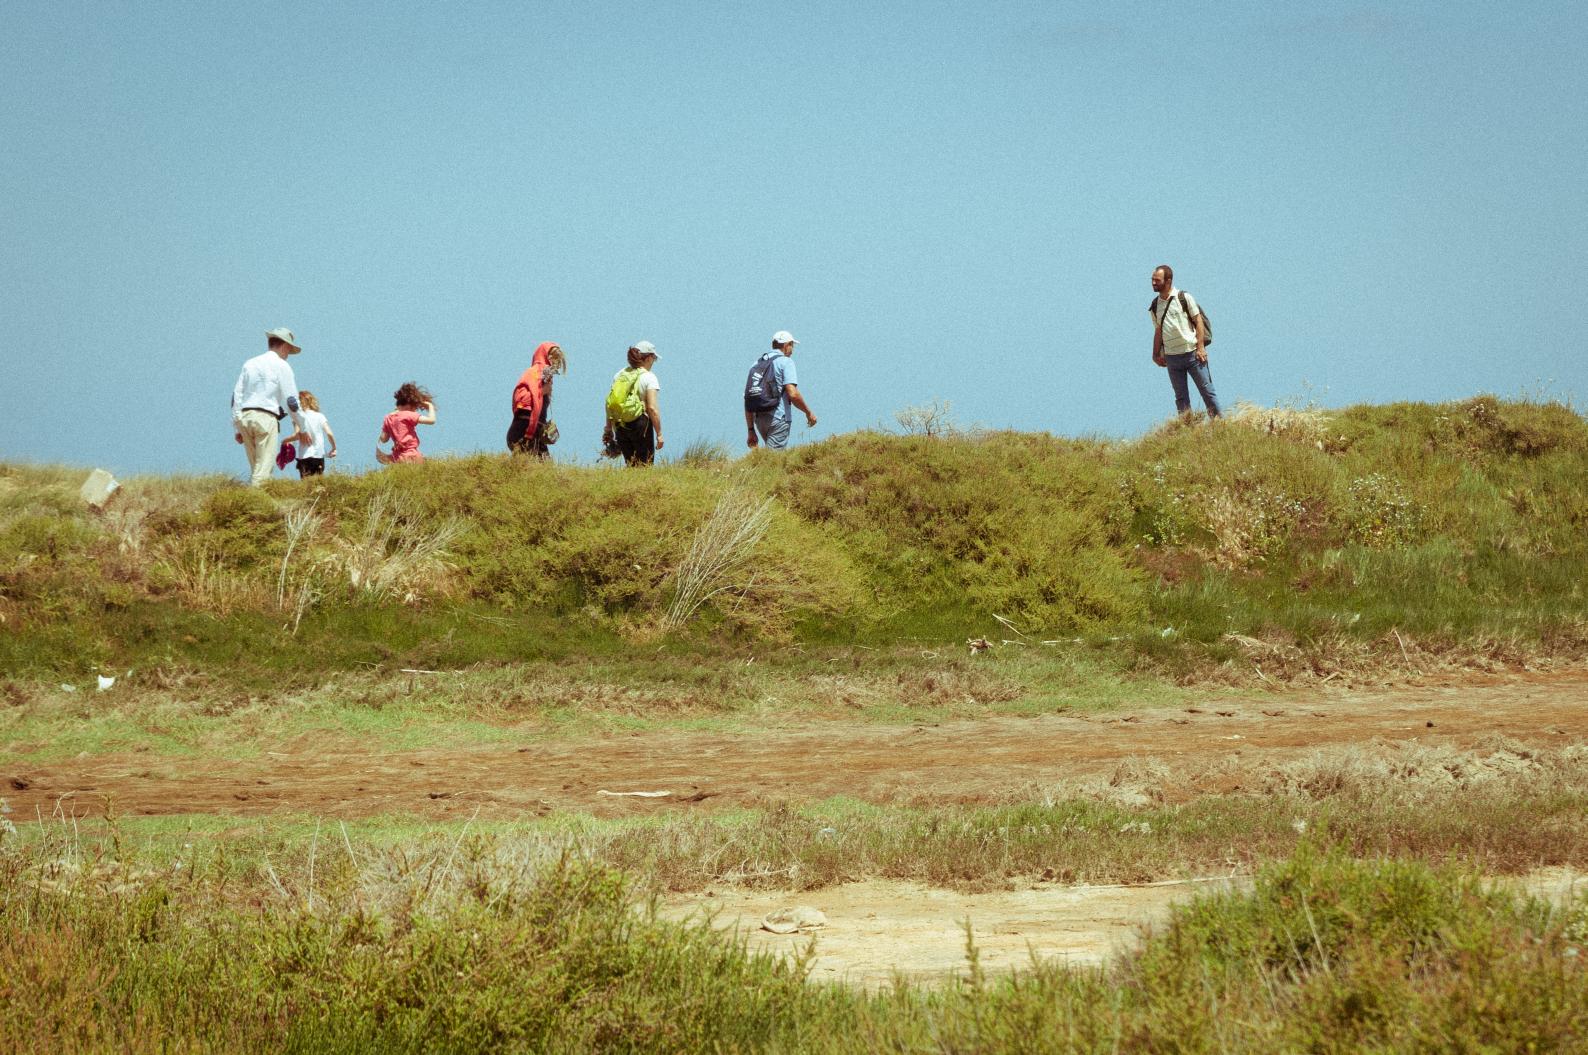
[772,330,798,346]
[265,327,302,353]
[630,340,659,359]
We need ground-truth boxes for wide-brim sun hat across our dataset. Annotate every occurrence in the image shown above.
[266,327,302,353]
[772,330,798,346]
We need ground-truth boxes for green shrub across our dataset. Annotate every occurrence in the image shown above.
[779,431,1144,630]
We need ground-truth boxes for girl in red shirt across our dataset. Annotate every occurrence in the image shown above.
[376,382,436,464]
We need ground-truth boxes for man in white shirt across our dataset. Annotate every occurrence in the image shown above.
[1149,265,1220,419]
[232,328,308,486]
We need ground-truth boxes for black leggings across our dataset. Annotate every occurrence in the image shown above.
[508,409,539,451]
[506,410,548,456]
[613,416,655,466]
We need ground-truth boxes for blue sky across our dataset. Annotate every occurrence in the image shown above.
[3,1,1583,477]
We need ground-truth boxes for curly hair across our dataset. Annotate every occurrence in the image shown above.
[393,381,432,407]
[297,390,320,413]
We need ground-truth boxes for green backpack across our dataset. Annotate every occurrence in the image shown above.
[605,367,647,424]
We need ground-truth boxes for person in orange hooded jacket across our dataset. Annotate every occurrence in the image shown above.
[506,341,567,456]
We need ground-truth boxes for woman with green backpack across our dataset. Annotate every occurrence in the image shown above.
[602,341,662,466]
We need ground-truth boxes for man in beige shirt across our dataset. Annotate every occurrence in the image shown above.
[1150,265,1219,419]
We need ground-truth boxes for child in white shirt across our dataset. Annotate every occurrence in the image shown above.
[293,391,337,477]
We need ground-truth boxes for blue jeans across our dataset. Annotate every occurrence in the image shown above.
[1164,352,1220,417]
[753,412,791,449]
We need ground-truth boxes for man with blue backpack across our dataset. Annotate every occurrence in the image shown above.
[744,330,817,450]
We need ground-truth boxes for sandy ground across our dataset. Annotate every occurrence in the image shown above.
[4,671,1585,822]
[665,868,1586,988]
[663,876,1245,988]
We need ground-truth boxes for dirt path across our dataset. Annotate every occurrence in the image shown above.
[5,673,1586,821]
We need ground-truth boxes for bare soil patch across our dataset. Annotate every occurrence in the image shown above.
[663,876,1243,988]
[665,867,1587,988]
[4,672,1586,821]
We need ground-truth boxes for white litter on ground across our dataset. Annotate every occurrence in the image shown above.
[79,469,120,509]
[761,906,828,934]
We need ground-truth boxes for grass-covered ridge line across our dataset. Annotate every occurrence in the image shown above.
[3,397,1586,685]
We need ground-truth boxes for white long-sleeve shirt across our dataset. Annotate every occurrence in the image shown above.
[231,352,304,433]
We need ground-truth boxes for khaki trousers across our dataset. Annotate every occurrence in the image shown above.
[237,409,280,487]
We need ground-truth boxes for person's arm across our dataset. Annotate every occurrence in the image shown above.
[325,422,338,458]
[1151,305,1166,366]
[277,363,307,442]
[232,369,247,440]
[417,401,437,425]
[644,389,663,450]
[524,383,544,435]
[784,384,817,428]
[745,409,758,448]
[1192,313,1207,363]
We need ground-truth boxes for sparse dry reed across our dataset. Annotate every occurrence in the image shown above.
[155,541,271,613]
[329,490,464,602]
[276,496,322,608]
[664,486,774,631]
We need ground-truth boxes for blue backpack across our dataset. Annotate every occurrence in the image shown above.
[744,353,782,413]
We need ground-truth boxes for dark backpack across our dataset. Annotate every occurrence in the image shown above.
[1150,291,1213,346]
[744,353,782,413]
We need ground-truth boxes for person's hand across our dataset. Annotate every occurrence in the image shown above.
[1195,348,1208,365]
[805,413,818,428]
[329,450,338,459]
[1152,353,1167,368]
[234,432,243,444]
[656,436,665,450]
[747,431,759,449]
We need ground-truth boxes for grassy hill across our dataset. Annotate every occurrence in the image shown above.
[3,397,1585,688]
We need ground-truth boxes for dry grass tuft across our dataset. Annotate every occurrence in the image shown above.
[328,490,464,602]
[664,486,774,631]
[154,541,272,613]
[1224,400,1331,442]
[1252,739,1577,800]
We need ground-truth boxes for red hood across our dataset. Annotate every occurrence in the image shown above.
[513,342,560,415]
